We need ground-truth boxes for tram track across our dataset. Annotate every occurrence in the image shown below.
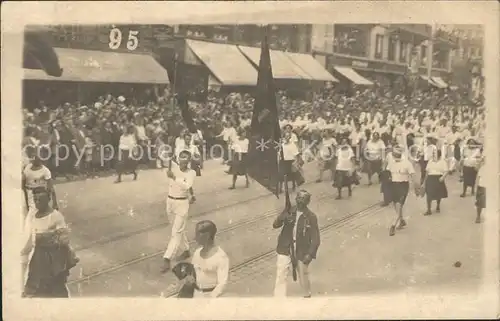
[71,177,320,252]
[68,184,380,287]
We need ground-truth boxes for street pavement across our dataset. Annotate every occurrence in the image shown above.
[224,176,483,297]
[52,159,483,297]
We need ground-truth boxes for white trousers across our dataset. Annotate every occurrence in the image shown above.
[163,198,190,260]
[274,254,311,297]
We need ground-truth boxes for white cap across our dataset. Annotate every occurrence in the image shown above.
[118,96,126,102]
[94,102,103,109]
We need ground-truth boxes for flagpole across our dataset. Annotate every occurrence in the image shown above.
[169,52,179,171]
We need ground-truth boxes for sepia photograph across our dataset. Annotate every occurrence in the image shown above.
[2,1,499,320]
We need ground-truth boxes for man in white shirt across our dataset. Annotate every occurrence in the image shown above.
[161,150,197,273]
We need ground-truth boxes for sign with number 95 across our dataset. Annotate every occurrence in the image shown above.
[109,27,139,51]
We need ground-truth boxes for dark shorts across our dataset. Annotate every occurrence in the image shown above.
[389,181,410,205]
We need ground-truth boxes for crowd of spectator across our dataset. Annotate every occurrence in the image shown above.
[22,81,479,181]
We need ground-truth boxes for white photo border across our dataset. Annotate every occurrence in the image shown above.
[2,1,498,320]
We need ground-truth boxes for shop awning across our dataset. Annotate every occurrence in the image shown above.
[284,52,338,82]
[333,66,373,85]
[237,45,311,80]
[23,48,170,84]
[186,40,258,86]
[431,76,448,88]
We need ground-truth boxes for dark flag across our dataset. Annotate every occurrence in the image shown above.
[23,28,63,77]
[247,26,286,204]
[177,94,198,134]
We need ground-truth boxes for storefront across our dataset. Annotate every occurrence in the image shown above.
[167,38,337,98]
[22,47,171,107]
[318,53,407,93]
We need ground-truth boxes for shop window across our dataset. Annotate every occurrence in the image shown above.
[374,34,384,59]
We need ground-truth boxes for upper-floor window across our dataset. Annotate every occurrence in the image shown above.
[399,42,408,63]
[333,25,368,57]
[374,34,384,59]
[388,36,398,61]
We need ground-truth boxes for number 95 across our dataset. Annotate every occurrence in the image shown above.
[109,28,139,51]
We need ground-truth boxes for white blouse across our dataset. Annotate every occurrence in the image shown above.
[282,142,299,161]
[192,246,229,298]
[426,159,448,176]
[231,138,249,153]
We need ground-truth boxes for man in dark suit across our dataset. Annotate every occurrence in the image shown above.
[273,190,320,298]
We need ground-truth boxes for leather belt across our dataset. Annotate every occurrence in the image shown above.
[168,196,188,200]
[199,287,215,293]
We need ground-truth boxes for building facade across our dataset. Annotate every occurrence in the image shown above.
[311,24,457,90]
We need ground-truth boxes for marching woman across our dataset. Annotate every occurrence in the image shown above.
[460,138,482,197]
[280,131,301,194]
[421,149,449,216]
[386,145,419,236]
[115,124,139,183]
[21,187,78,297]
[333,137,356,200]
[188,220,229,298]
[380,144,394,207]
[363,132,386,185]
[228,127,250,189]
[316,129,337,183]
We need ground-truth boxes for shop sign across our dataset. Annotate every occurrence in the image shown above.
[351,60,369,68]
[328,54,406,74]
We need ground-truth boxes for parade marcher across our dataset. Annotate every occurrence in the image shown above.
[228,127,250,189]
[380,144,394,207]
[187,220,230,298]
[217,121,237,165]
[21,187,78,298]
[386,145,419,236]
[333,138,356,199]
[22,151,58,220]
[460,138,481,197]
[280,131,301,193]
[161,150,197,273]
[115,124,139,183]
[421,149,449,215]
[418,135,438,185]
[273,190,320,297]
[363,132,385,185]
[474,156,486,223]
[316,129,337,183]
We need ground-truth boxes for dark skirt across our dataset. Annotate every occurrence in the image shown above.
[475,186,486,209]
[389,181,410,205]
[453,144,461,161]
[463,166,478,187]
[280,160,294,177]
[334,170,352,188]
[363,159,382,174]
[425,175,448,201]
[118,149,138,173]
[229,152,247,176]
[23,242,75,298]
